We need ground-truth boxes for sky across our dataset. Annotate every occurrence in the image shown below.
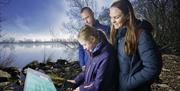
[1,0,111,41]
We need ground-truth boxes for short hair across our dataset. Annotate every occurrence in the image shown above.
[80,7,93,14]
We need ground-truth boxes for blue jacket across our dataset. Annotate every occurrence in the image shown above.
[79,20,109,67]
[116,21,162,91]
[75,38,117,91]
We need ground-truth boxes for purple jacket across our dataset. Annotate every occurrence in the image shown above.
[75,40,117,91]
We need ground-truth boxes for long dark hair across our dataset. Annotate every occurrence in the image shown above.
[110,0,137,55]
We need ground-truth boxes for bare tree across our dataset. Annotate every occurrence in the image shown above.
[98,7,110,25]
[0,0,11,38]
[0,0,15,68]
[0,48,14,68]
[133,0,180,55]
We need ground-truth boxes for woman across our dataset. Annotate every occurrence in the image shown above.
[68,25,117,91]
[109,0,162,91]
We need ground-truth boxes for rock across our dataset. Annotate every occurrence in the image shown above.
[39,63,46,67]
[48,73,65,87]
[52,68,59,72]
[44,69,52,73]
[0,82,11,88]
[65,67,70,72]
[53,59,68,68]
[157,84,170,88]
[22,60,39,70]
[175,71,180,75]
[69,61,81,69]
[46,61,54,66]
[162,68,170,72]
[41,65,52,70]
[56,59,68,65]
[5,82,23,91]
[2,67,20,80]
[0,70,11,78]
[177,76,180,79]
[169,89,175,91]
[0,77,8,82]
[53,63,61,68]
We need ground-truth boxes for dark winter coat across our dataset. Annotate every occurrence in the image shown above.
[116,20,162,91]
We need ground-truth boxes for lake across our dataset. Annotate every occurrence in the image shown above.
[0,42,78,69]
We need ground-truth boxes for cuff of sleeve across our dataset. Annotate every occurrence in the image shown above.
[80,85,84,91]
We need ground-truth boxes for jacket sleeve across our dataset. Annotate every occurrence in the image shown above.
[79,44,85,67]
[79,58,109,91]
[124,30,162,88]
[74,71,85,87]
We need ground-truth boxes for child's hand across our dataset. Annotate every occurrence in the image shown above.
[67,80,76,84]
[73,87,79,91]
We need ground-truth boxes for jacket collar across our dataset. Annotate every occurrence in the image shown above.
[116,26,127,39]
[93,20,100,28]
[92,42,102,53]
[89,40,108,57]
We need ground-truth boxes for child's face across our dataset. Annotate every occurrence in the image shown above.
[79,39,95,52]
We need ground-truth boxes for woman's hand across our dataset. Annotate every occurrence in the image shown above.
[73,87,80,91]
[67,80,76,84]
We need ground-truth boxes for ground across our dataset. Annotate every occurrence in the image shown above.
[152,54,180,91]
[0,54,180,91]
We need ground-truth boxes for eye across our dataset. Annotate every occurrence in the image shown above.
[114,15,121,19]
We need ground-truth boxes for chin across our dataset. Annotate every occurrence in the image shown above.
[114,26,120,29]
[87,24,93,26]
[115,24,123,29]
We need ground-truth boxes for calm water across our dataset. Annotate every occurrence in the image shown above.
[0,42,78,69]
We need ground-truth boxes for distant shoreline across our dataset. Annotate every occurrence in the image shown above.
[0,41,78,44]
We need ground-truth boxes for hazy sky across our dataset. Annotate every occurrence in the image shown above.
[1,0,111,41]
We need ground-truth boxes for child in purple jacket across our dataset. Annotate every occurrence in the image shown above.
[68,25,117,91]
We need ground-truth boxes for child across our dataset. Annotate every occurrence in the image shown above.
[67,25,117,91]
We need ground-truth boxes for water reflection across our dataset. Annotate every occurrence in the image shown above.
[0,43,78,69]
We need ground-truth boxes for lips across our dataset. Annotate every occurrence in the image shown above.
[113,24,120,28]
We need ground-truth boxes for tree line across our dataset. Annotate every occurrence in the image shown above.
[64,0,180,55]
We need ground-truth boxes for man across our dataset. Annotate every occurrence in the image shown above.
[79,7,109,70]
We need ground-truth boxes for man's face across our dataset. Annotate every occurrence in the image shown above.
[81,10,94,26]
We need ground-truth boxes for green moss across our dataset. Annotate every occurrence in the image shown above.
[47,73,64,81]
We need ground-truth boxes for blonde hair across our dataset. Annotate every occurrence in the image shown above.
[78,25,107,45]
[110,0,137,55]
[78,25,99,44]
[109,25,116,45]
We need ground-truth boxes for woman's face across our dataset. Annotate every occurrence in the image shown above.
[110,7,128,29]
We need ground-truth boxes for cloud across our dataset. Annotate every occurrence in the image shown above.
[2,0,79,40]
[14,15,31,32]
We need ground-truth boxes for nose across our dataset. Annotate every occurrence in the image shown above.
[84,19,88,24]
[111,18,116,24]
